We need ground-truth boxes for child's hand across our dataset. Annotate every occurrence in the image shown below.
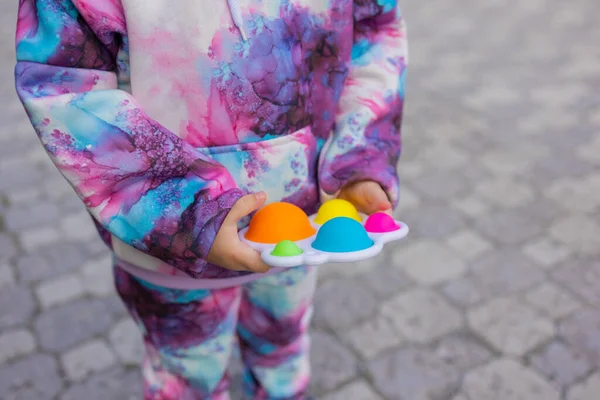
[207,192,271,273]
[338,181,392,215]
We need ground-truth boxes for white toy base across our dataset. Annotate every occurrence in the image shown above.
[239,214,409,268]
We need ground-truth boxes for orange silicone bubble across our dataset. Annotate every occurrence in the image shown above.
[244,202,316,244]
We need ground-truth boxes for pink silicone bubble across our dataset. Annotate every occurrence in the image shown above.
[364,212,400,233]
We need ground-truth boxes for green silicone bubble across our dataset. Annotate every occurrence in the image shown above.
[271,240,304,257]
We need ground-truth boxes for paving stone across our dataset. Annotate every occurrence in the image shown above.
[434,334,493,372]
[474,209,543,245]
[344,315,405,359]
[0,262,16,288]
[360,266,413,300]
[0,285,35,330]
[4,203,60,231]
[310,331,357,393]
[544,176,600,213]
[4,186,42,206]
[523,237,571,268]
[452,394,469,400]
[463,358,560,400]
[19,225,61,252]
[100,295,128,317]
[451,196,490,218]
[37,157,62,176]
[475,178,535,208]
[42,177,75,200]
[559,308,600,366]
[399,159,425,178]
[441,276,484,308]
[108,318,144,365]
[552,259,600,305]
[35,298,115,352]
[531,152,595,185]
[524,282,582,320]
[409,170,470,200]
[420,143,469,170]
[60,369,142,400]
[80,255,114,297]
[16,255,54,283]
[61,339,118,381]
[0,160,42,191]
[0,354,63,400]
[530,341,593,388]
[406,205,466,239]
[397,186,421,211]
[446,230,492,260]
[468,296,554,356]
[0,150,38,175]
[313,279,378,330]
[36,273,84,309]
[317,258,378,281]
[60,211,98,242]
[39,243,88,275]
[424,67,472,93]
[480,144,547,176]
[455,160,493,183]
[465,83,520,110]
[0,233,17,262]
[541,123,596,152]
[381,289,462,343]
[321,380,383,400]
[85,237,110,257]
[60,194,87,213]
[367,346,461,399]
[577,135,600,165]
[469,249,546,298]
[454,130,496,155]
[550,214,600,255]
[531,83,587,108]
[518,108,575,135]
[567,373,600,400]
[392,240,467,285]
[561,51,600,79]
[16,244,87,283]
[0,328,36,364]
[591,109,600,127]
[524,198,562,223]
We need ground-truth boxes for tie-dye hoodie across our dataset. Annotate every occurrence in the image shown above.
[14,0,407,288]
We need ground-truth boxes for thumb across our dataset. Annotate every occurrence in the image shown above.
[362,183,391,211]
[226,192,267,223]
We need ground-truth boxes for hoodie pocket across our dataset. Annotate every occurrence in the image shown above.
[198,126,320,211]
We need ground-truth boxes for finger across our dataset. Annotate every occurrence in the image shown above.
[343,183,389,215]
[359,182,391,208]
[207,244,250,272]
[221,261,250,272]
[237,246,271,273]
[226,192,267,223]
[339,188,372,214]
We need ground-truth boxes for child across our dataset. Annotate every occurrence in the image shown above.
[15,0,407,398]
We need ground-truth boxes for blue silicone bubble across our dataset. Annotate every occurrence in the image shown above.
[311,217,375,253]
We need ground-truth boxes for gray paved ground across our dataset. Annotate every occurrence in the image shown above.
[1,0,600,399]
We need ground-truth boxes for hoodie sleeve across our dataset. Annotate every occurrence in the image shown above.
[15,0,244,277]
[319,0,407,207]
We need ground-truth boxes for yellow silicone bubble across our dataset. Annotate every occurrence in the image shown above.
[314,199,362,225]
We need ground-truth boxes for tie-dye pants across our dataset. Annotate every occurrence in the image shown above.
[114,263,317,400]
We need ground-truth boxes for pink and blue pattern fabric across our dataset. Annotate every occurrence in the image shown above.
[115,260,317,399]
[15,0,407,284]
